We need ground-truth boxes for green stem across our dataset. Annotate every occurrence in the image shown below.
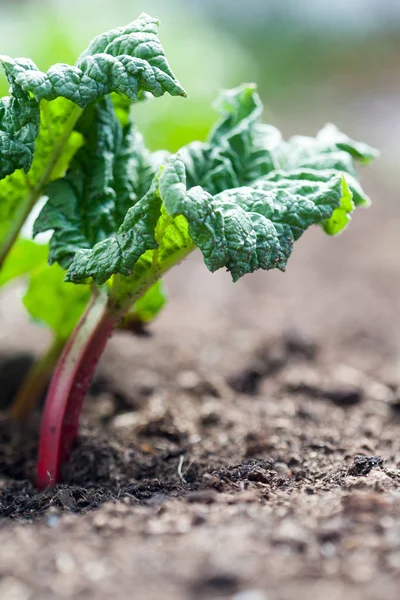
[152,215,173,275]
[116,240,196,314]
[0,104,83,269]
[9,337,65,421]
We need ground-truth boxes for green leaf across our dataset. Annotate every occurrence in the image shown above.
[316,123,378,164]
[0,97,83,242]
[65,174,162,284]
[34,97,162,281]
[0,12,185,179]
[0,237,90,340]
[0,13,186,105]
[0,14,186,266]
[36,84,377,288]
[0,83,40,179]
[179,84,282,195]
[278,124,377,207]
[23,263,90,341]
[323,176,354,235]
[0,238,47,287]
[160,155,345,281]
[34,98,122,268]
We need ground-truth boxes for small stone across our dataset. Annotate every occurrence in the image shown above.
[110,411,140,429]
[92,513,108,528]
[177,370,201,389]
[325,384,363,406]
[356,470,393,492]
[46,514,60,528]
[347,455,384,477]
[56,551,75,574]
[233,591,268,600]
[186,490,217,504]
[273,519,309,551]
[273,462,291,477]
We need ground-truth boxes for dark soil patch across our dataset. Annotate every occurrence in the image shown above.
[0,326,399,600]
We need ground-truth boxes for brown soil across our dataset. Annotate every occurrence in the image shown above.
[0,173,399,599]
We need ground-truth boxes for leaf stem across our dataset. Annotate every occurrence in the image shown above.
[0,104,83,270]
[36,288,118,490]
[36,239,196,489]
[118,239,196,314]
[152,214,173,274]
[9,337,64,421]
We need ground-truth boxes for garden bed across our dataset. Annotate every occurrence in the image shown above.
[0,203,399,600]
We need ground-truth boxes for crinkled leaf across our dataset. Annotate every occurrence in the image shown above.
[38,84,376,288]
[316,123,378,164]
[178,84,282,195]
[0,13,185,260]
[65,174,162,284]
[160,155,345,281]
[168,85,374,206]
[34,97,123,268]
[0,83,40,179]
[113,125,168,225]
[277,123,378,207]
[0,13,185,111]
[0,97,83,249]
[34,97,162,280]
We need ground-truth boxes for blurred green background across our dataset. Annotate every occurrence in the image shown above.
[1,0,398,179]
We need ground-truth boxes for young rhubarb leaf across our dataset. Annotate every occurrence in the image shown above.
[160,156,346,281]
[0,13,186,268]
[41,84,375,288]
[0,13,185,179]
[33,97,167,283]
[29,72,377,489]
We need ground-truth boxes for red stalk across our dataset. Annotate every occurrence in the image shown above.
[36,291,118,490]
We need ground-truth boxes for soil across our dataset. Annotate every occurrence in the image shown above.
[0,167,399,599]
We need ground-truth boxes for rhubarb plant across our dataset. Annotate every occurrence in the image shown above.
[0,12,183,421]
[0,15,377,490]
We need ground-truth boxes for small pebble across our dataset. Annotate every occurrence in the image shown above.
[233,591,268,600]
[177,370,201,389]
[46,514,60,528]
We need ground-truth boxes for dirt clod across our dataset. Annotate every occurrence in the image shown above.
[347,455,384,477]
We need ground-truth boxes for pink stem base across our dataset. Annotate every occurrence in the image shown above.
[36,293,118,490]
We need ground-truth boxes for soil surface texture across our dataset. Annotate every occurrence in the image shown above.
[0,172,399,599]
